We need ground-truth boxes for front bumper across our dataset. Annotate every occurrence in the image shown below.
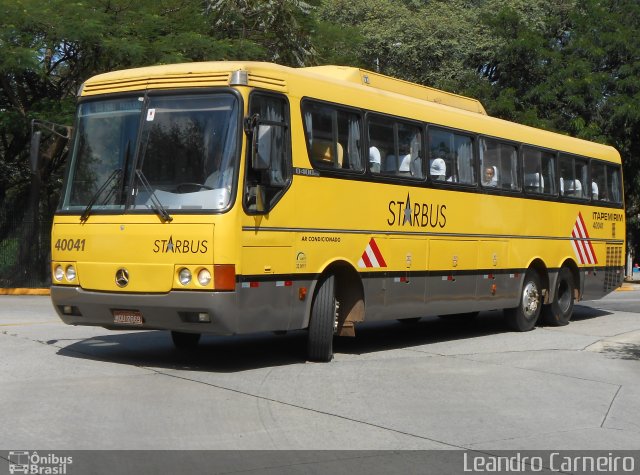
[51,286,240,335]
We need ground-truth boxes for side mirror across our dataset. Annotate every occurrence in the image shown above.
[30,130,42,173]
[251,124,272,170]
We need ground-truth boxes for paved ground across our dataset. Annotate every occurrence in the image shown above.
[0,287,639,469]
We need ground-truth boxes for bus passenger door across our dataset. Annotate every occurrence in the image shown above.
[239,92,296,333]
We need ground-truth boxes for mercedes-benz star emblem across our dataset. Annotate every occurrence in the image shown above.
[115,268,129,288]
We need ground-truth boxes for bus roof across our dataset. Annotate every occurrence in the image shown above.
[80,61,620,163]
[80,62,485,114]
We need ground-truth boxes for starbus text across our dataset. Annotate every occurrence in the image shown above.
[387,200,447,228]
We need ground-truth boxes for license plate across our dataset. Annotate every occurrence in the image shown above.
[112,309,144,326]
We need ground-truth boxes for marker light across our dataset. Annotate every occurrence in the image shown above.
[197,269,212,286]
[65,265,76,281]
[54,265,64,282]
[179,268,192,286]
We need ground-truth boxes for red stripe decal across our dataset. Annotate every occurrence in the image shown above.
[572,229,586,264]
[361,251,373,268]
[577,212,598,264]
[368,238,387,267]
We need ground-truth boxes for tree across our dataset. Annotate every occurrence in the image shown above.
[318,0,639,254]
[470,0,640,250]
[0,0,322,286]
[204,0,317,66]
[316,0,485,89]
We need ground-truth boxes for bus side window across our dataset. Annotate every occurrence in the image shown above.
[523,147,556,195]
[591,161,606,200]
[429,127,475,184]
[245,93,291,213]
[559,155,572,196]
[367,115,423,179]
[540,150,557,195]
[606,165,622,203]
[575,158,588,199]
[559,154,588,200]
[480,137,500,188]
[498,142,519,191]
[303,101,363,172]
[368,116,395,175]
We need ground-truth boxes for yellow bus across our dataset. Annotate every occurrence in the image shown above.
[49,61,625,362]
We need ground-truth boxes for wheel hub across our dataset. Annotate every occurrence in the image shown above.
[523,282,539,318]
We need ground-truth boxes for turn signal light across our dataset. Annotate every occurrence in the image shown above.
[214,264,236,291]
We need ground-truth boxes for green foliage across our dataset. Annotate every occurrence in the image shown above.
[0,0,321,286]
[3,0,640,284]
[318,0,640,246]
[205,0,316,66]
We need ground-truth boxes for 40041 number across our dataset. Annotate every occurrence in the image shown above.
[54,238,86,252]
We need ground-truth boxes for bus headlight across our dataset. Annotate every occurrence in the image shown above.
[65,265,77,281]
[197,269,212,286]
[179,268,192,286]
[54,265,64,282]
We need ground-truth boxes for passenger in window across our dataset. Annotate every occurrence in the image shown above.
[398,154,412,174]
[369,146,381,173]
[395,139,413,175]
[591,181,599,200]
[430,158,446,181]
[563,178,582,197]
[482,166,498,187]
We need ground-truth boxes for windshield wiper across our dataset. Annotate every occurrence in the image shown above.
[135,169,173,222]
[80,168,122,222]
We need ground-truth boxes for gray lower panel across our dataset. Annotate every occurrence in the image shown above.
[582,266,624,301]
[363,272,522,321]
[51,280,312,336]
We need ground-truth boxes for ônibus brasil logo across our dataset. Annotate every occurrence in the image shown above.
[8,451,73,474]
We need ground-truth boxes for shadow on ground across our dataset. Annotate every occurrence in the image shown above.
[54,304,612,373]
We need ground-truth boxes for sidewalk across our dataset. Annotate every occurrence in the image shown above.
[0,288,50,295]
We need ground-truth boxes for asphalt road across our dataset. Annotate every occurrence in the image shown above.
[1,288,639,472]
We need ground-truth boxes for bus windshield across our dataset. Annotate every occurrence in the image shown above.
[60,92,240,213]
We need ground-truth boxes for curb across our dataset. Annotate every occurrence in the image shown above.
[617,283,638,292]
[0,288,50,296]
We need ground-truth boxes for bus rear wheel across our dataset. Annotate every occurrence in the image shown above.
[171,331,201,350]
[542,267,574,326]
[504,270,542,332]
[307,274,337,362]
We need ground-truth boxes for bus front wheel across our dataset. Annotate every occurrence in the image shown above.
[542,267,574,326]
[504,270,542,332]
[307,274,337,362]
[171,331,201,350]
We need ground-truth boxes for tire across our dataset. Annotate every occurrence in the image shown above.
[504,270,542,332]
[307,275,337,362]
[542,267,574,326]
[171,331,201,350]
